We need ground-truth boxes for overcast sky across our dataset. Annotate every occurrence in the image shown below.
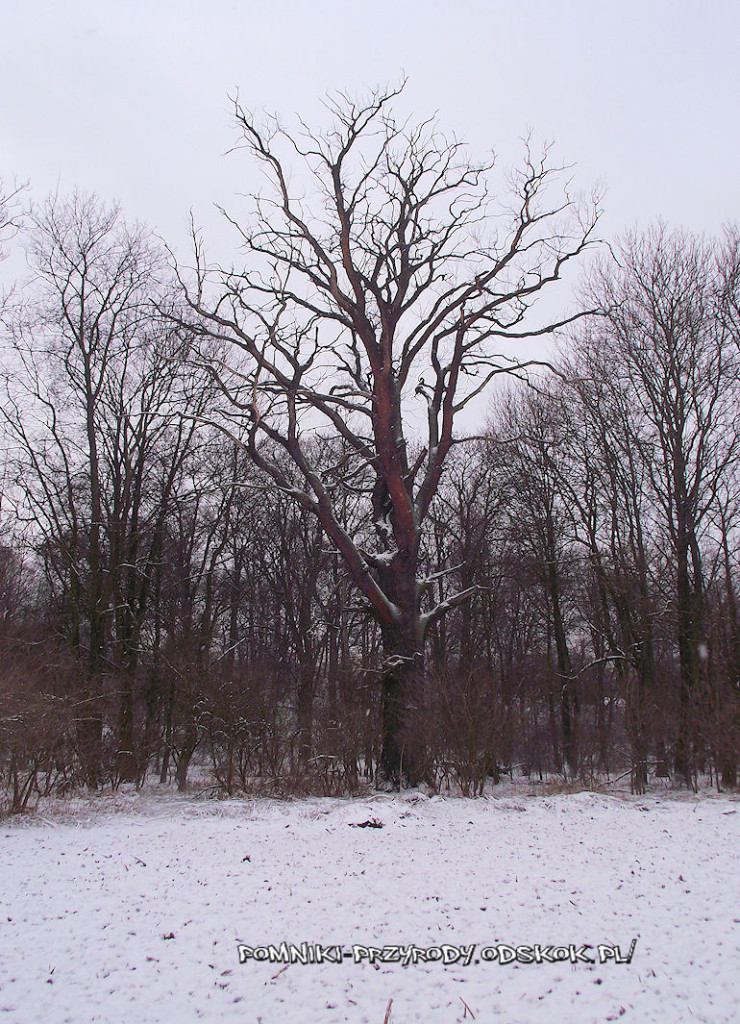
[3,0,739,259]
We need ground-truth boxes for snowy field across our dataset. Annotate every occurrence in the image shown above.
[1,786,739,1024]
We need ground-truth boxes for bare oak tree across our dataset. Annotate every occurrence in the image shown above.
[180,85,599,785]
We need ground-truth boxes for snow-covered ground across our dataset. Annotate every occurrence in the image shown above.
[1,785,738,1024]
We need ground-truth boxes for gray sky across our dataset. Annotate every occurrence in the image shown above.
[3,0,739,258]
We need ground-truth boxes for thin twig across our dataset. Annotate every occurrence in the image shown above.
[460,996,476,1019]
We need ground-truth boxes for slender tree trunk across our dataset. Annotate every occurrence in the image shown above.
[675,528,699,787]
[295,648,316,766]
[116,672,137,784]
[719,526,739,787]
[544,518,577,775]
[175,726,198,792]
[159,681,174,784]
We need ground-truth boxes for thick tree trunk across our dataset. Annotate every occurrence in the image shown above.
[379,617,425,789]
[374,536,427,789]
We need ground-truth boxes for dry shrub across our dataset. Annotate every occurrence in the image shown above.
[0,665,76,812]
[201,665,375,797]
[398,668,508,796]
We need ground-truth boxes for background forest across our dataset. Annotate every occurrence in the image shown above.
[2,92,740,808]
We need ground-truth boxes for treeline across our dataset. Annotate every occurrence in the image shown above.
[1,187,740,806]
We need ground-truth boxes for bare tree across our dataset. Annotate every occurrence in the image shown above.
[556,352,660,790]
[177,85,599,785]
[579,226,740,786]
[0,178,25,317]
[1,192,210,786]
[488,386,584,774]
[0,179,24,261]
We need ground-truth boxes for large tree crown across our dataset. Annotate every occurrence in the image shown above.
[177,85,599,630]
